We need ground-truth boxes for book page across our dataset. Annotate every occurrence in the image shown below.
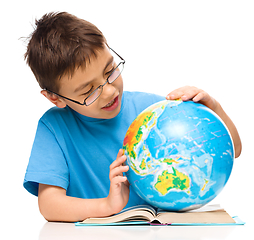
[80,205,156,224]
[157,204,223,214]
[187,204,224,212]
[156,210,236,224]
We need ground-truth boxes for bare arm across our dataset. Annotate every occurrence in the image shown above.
[211,101,242,158]
[38,184,109,222]
[38,149,129,222]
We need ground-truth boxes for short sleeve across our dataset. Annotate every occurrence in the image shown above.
[23,120,69,196]
[129,91,165,114]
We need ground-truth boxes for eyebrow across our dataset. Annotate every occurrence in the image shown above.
[74,56,114,93]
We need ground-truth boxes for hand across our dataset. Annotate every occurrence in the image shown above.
[166,86,218,112]
[106,149,130,214]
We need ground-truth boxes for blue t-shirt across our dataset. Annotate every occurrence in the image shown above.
[23,91,164,209]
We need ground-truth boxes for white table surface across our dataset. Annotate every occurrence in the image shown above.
[5,218,249,240]
[39,221,252,240]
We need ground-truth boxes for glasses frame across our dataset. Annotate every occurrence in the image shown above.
[45,47,125,106]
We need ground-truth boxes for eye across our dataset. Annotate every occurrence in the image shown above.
[81,86,94,96]
[105,67,115,76]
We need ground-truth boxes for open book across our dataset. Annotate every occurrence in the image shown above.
[75,204,244,226]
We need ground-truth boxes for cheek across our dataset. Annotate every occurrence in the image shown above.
[68,103,101,118]
[115,76,124,91]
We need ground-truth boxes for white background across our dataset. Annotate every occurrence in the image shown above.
[1,1,253,239]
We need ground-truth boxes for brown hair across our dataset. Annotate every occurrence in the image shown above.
[25,12,107,92]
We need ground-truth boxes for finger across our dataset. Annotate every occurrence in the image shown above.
[110,174,128,185]
[119,148,124,156]
[166,86,192,100]
[180,87,201,101]
[193,91,213,103]
[167,90,185,100]
[116,149,124,158]
[110,176,130,192]
[193,92,216,110]
[111,165,129,176]
[193,91,206,102]
[109,165,129,180]
[116,149,127,165]
[110,154,127,170]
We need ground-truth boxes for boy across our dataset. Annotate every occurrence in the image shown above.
[23,12,242,222]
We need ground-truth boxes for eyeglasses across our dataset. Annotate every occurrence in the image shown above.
[45,48,125,106]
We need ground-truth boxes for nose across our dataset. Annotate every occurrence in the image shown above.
[101,80,116,99]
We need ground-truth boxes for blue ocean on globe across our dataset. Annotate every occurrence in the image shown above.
[123,99,234,211]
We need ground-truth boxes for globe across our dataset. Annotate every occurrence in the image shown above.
[123,99,234,211]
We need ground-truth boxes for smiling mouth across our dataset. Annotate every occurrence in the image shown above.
[102,96,119,111]
[104,98,116,108]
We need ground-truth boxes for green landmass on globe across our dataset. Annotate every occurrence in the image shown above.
[155,168,190,195]
[123,99,234,211]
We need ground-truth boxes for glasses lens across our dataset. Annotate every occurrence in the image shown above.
[108,62,124,84]
[85,86,103,106]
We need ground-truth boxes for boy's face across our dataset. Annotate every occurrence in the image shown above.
[55,46,123,119]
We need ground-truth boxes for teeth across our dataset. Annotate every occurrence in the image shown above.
[105,99,115,108]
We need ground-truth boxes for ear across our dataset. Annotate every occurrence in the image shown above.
[41,90,67,108]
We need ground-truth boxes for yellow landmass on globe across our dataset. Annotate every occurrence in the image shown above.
[201,179,209,191]
[140,158,147,170]
[162,158,179,165]
[155,168,190,195]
